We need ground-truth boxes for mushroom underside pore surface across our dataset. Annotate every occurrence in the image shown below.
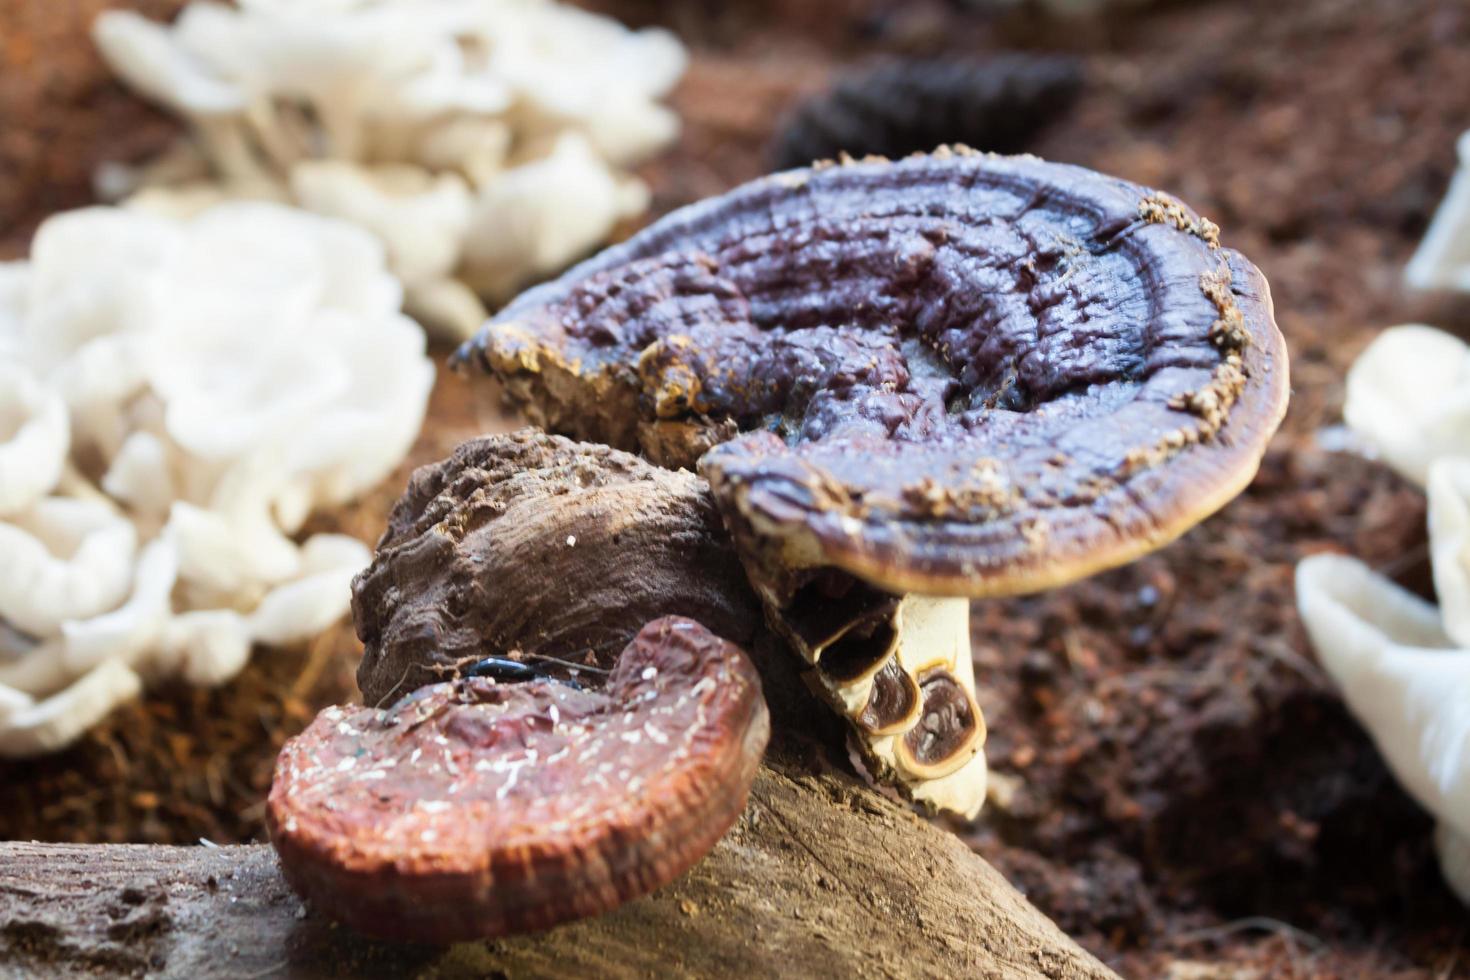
[456,149,1290,816]
[268,615,768,944]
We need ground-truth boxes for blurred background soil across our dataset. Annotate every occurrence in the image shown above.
[3,0,1469,976]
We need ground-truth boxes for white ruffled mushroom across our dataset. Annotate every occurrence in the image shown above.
[413,116,511,187]
[101,430,178,526]
[1406,131,1470,293]
[0,365,69,517]
[461,132,651,301]
[0,497,138,638]
[92,10,277,188]
[485,2,685,167]
[248,534,370,646]
[157,610,253,688]
[290,163,469,288]
[92,0,683,337]
[1430,459,1470,649]
[0,262,29,361]
[290,162,480,339]
[61,538,179,676]
[22,206,177,374]
[1343,324,1470,486]
[271,309,434,519]
[0,636,70,698]
[0,660,144,759]
[0,202,433,754]
[1296,459,1470,905]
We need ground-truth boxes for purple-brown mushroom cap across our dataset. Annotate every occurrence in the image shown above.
[458,149,1289,599]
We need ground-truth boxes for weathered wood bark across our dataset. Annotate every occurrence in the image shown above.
[0,752,1115,979]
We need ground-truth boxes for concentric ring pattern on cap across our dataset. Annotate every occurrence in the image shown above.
[460,149,1289,598]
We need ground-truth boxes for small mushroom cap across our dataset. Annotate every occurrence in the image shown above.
[460,151,1289,599]
[267,615,769,944]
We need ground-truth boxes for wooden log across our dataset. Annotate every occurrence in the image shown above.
[0,752,1115,979]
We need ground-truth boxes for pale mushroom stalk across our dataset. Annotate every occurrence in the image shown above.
[757,573,987,816]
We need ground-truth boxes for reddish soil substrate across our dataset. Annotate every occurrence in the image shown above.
[4,0,1468,976]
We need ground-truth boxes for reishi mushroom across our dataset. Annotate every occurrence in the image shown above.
[457,148,1290,816]
[271,431,770,941]
[268,615,768,944]
[270,151,1288,941]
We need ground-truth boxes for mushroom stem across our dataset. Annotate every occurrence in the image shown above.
[773,585,988,818]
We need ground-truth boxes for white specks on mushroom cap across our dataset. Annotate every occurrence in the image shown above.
[267,617,767,943]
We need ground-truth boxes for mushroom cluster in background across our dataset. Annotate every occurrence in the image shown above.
[92,0,687,341]
[1297,322,1470,906]
[0,202,433,757]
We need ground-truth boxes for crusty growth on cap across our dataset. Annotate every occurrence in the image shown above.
[268,616,768,945]
[353,429,760,707]
[458,149,1289,600]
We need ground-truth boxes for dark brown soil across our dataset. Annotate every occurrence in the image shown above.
[3,0,1468,976]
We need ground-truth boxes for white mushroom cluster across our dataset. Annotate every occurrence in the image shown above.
[92,0,686,341]
[0,203,433,757]
[1298,322,1470,906]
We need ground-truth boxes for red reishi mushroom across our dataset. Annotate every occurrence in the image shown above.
[268,616,767,945]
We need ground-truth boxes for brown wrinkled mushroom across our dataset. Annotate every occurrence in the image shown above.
[352,429,759,707]
[268,615,767,944]
[457,148,1290,816]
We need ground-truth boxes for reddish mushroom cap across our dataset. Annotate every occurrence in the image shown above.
[267,616,769,944]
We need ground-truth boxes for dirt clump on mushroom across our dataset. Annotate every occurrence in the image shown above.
[353,430,760,708]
